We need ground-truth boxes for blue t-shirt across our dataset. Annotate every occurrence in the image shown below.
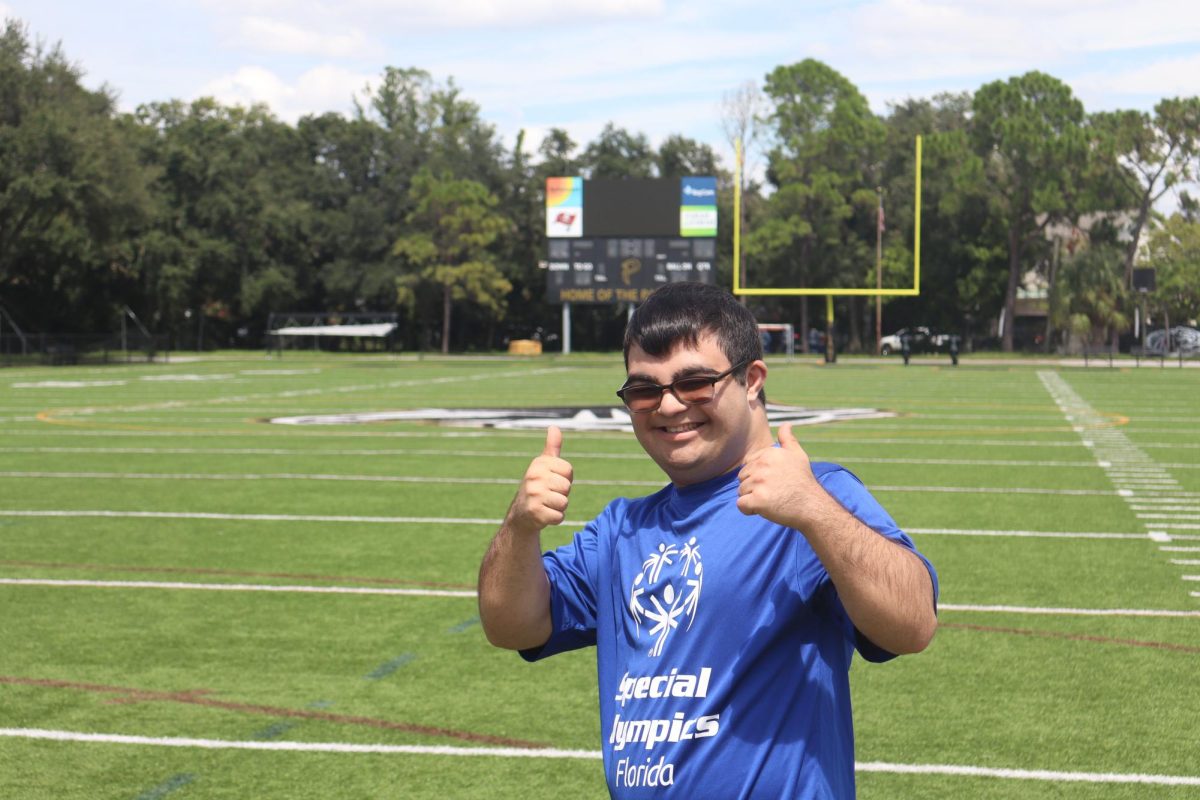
[522,463,938,799]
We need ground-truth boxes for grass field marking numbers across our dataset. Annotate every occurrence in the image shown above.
[3,729,1200,786]
[1039,370,1198,599]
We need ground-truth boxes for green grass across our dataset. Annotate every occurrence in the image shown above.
[2,352,1199,798]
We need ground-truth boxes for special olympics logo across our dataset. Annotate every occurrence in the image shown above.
[628,538,703,657]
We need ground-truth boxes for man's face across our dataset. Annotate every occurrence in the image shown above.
[623,332,769,487]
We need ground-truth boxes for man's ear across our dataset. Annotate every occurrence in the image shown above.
[745,359,767,403]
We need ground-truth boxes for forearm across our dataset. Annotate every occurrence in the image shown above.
[477,516,554,651]
[793,492,937,655]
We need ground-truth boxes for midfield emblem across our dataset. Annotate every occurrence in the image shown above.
[269,404,894,429]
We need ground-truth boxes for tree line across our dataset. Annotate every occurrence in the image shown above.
[2,19,1198,353]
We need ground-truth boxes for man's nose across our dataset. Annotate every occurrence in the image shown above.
[657,388,690,416]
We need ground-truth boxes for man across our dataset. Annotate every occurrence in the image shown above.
[478,282,938,798]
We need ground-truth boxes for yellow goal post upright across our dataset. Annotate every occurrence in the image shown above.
[732,136,923,358]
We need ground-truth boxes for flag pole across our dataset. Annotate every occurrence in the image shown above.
[875,187,883,354]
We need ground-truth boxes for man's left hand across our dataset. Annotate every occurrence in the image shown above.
[736,424,823,528]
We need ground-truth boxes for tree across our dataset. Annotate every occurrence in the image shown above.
[133,98,315,347]
[1090,98,1200,288]
[580,123,656,178]
[1144,215,1200,324]
[392,171,511,353]
[882,94,1008,343]
[0,20,151,332]
[971,72,1088,351]
[656,134,719,178]
[720,81,767,294]
[1049,242,1130,350]
[752,59,885,349]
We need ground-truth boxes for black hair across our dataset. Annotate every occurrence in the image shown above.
[623,283,766,402]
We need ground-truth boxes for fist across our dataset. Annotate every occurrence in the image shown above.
[507,425,574,535]
[736,424,820,526]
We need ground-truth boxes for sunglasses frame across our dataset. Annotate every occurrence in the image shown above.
[616,360,749,413]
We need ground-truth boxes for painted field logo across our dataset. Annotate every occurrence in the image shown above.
[268,404,895,430]
[629,537,702,657]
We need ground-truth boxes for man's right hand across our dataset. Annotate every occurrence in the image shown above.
[506,425,574,536]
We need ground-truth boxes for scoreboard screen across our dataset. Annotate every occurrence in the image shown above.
[544,237,715,304]
[545,177,717,304]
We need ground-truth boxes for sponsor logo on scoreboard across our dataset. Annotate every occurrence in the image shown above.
[679,177,717,237]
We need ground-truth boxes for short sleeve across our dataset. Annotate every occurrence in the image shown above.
[813,463,940,663]
[519,520,602,662]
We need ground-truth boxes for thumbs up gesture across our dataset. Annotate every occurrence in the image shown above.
[736,424,821,527]
[505,425,575,536]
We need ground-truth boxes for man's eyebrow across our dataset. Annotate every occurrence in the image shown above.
[624,365,721,385]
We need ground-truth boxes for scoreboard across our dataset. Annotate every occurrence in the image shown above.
[544,177,717,304]
[545,237,715,304]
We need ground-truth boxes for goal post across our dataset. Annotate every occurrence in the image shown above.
[756,323,795,357]
[732,136,922,298]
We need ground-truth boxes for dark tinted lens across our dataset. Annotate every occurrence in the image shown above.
[672,376,716,403]
[621,385,663,410]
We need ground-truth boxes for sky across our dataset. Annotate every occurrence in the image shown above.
[6,0,1200,166]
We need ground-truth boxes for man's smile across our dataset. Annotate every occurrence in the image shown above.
[657,421,705,436]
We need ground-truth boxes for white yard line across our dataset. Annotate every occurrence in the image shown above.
[872,486,1126,497]
[6,511,1198,540]
[0,446,643,460]
[4,577,1196,618]
[1136,513,1200,520]
[908,528,1148,540]
[0,470,663,488]
[1039,371,1200,598]
[1,728,1197,785]
[0,578,475,597]
[0,472,1146,496]
[0,509,518,525]
[0,728,597,759]
[853,760,1200,786]
[939,603,1200,618]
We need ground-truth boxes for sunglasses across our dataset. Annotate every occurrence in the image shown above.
[616,361,748,413]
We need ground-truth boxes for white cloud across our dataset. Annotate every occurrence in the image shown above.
[233,16,379,58]
[201,0,664,32]
[349,0,664,28]
[198,64,375,121]
[846,0,1200,82]
[1080,54,1200,100]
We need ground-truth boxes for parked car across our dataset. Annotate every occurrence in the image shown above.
[1145,326,1200,355]
[879,327,950,355]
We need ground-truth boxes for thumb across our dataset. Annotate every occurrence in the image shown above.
[778,423,801,450]
[542,425,563,458]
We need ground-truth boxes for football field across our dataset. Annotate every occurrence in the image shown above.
[1,353,1198,798]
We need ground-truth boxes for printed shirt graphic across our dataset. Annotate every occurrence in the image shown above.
[522,464,938,799]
